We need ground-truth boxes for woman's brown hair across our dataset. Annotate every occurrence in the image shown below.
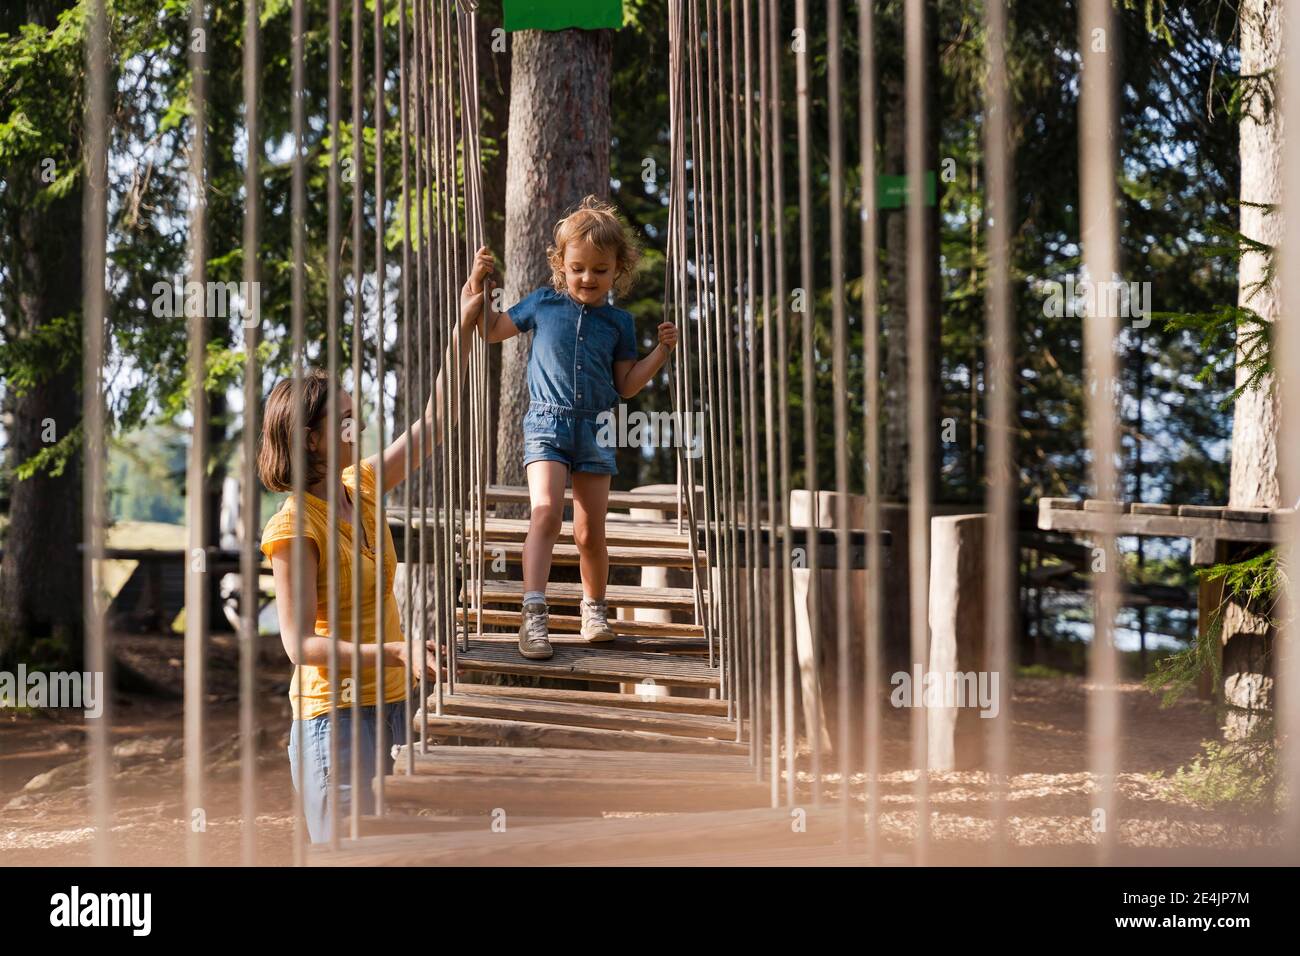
[546,195,642,299]
[257,367,332,492]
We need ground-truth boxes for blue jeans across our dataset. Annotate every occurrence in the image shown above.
[288,699,410,844]
[522,402,618,475]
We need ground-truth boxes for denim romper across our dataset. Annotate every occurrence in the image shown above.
[508,286,639,475]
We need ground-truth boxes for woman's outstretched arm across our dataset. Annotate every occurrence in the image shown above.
[366,247,513,494]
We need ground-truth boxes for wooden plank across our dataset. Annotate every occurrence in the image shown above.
[1037,506,1276,543]
[408,714,744,754]
[309,807,848,867]
[391,749,753,781]
[358,813,594,836]
[1130,503,1177,516]
[480,540,701,569]
[439,683,727,715]
[381,773,770,816]
[1039,497,1083,511]
[418,693,738,739]
[471,580,702,611]
[454,640,721,686]
[389,512,691,549]
[455,607,704,639]
[485,483,701,512]
[1178,504,1224,519]
[1223,507,1270,523]
[1082,499,1128,513]
[392,744,750,776]
[466,632,708,655]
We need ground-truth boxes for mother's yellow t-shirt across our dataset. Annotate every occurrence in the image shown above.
[260,459,416,720]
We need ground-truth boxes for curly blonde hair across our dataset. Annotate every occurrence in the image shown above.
[546,195,642,299]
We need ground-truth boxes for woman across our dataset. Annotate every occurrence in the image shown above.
[257,269,488,843]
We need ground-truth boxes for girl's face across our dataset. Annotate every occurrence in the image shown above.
[307,390,364,472]
[562,237,616,306]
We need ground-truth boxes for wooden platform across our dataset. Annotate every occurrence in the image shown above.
[479,540,702,568]
[455,607,704,639]
[389,511,692,549]
[1038,496,1286,543]
[439,683,727,716]
[372,489,753,828]
[418,692,736,739]
[471,580,702,612]
[486,483,700,512]
[310,807,848,867]
[453,640,721,687]
[407,713,743,754]
[465,631,708,654]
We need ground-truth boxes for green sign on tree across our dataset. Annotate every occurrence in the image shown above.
[503,0,624,31]
[877,171,937,209]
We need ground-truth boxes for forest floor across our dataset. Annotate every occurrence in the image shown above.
[0,633,1281,866]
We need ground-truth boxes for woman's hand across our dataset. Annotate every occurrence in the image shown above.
[467,245,495,294]
[461,246,496,331]
[394,639,441,684]
[657,321,679,352]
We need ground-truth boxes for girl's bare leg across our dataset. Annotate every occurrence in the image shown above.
[522,460,568,595]
[572,472,611,600]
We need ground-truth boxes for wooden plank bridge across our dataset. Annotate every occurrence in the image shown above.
[309,484,875,866]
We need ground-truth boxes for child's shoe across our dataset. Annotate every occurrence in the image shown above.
[517,601,554,660]
[580,598,615,643]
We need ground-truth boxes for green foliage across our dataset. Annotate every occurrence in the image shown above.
[1160,726,1280,812]
[1158,212,1276,409]
[1145,548,1283,707]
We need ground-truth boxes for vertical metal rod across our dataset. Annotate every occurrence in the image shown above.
[1078,0,1121,866]
[756,0,781,808]
[903,0,931,862]
[289,0,308,867]
[349,0,364,843]
[766,0,796,808]
[326,0,343,854]
[726,0,753,753]
[399,0,416,779]
[983,0,1015,866]
[793,0,822,805]
[240,0,263,867]
[184,0,210,869]
[857,0,882,863]
[1280,0,1300,864]
[826,0,851,842]
[82,0,112,869]
[740,0,762,775]
[373,0,388,819]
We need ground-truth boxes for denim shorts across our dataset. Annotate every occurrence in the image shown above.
[288,697,410,844]
[522,402,617,475]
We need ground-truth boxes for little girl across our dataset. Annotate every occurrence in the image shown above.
[465,195,677,660]
[257,281,480,843]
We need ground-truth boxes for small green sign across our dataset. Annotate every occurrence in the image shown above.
[877,171,937,209]
[503,0,624,31]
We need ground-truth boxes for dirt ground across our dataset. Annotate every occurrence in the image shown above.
[0,633,1280,866]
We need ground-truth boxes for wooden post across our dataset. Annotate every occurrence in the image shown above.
[927,514,1003,771]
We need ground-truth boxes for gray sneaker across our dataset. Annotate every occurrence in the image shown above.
[580,598,615,643]
[517,601,553,660]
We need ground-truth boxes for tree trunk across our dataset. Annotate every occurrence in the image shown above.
[1222,0,1282,740]
[0,2,84,668]
[495,28,612,503]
